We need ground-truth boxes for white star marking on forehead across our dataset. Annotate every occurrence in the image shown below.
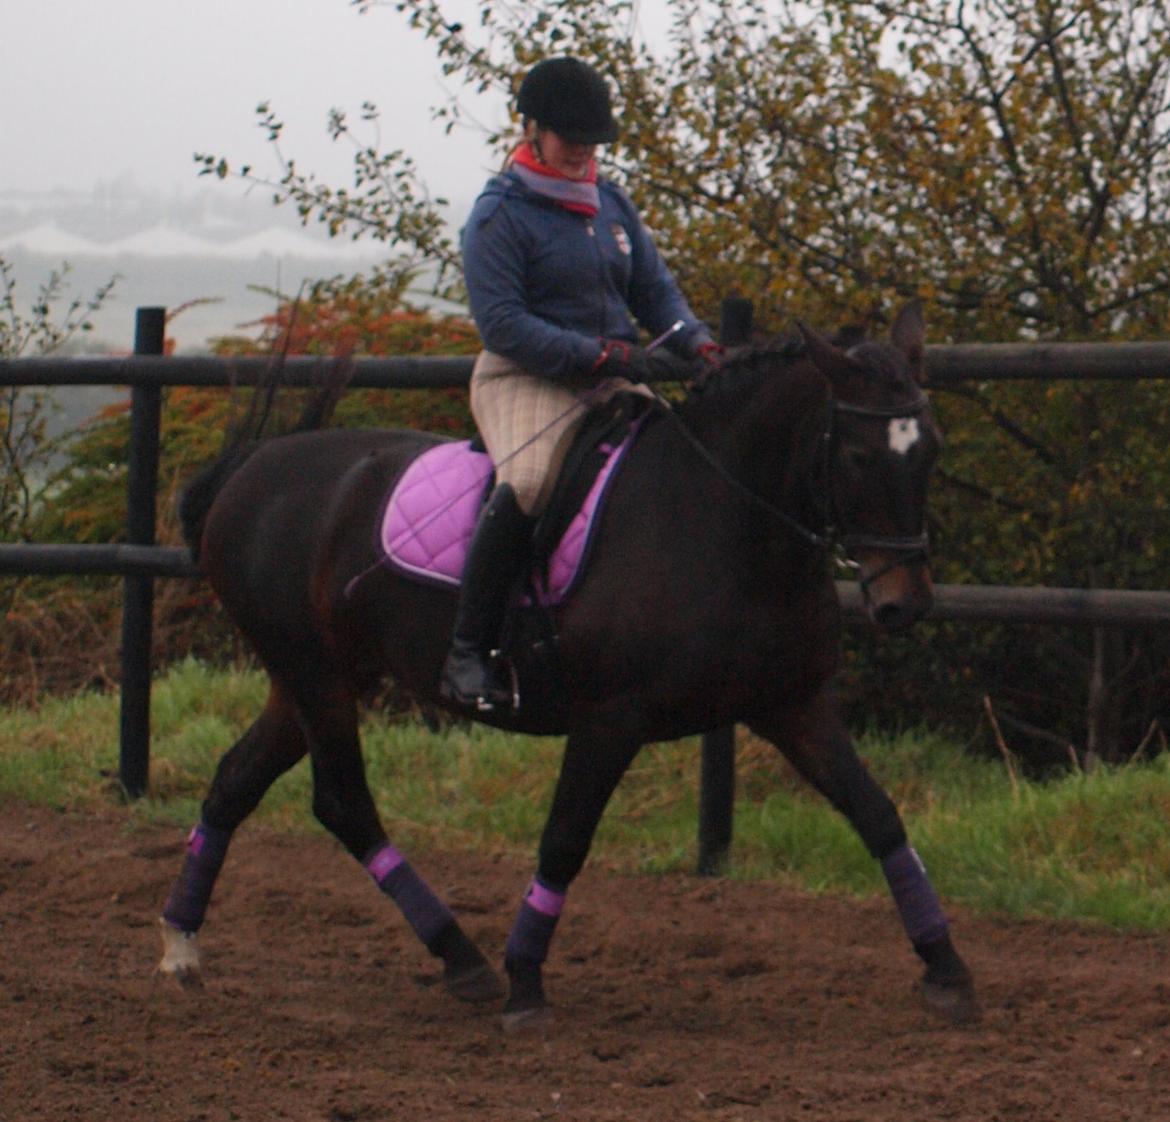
[888,417,921,455]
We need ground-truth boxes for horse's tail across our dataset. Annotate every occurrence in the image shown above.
[179,350,354,563]
[178,441,258,561]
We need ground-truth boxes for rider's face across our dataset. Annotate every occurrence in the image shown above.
[534,127,597,179]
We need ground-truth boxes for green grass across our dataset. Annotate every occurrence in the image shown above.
[4,657,1170,930]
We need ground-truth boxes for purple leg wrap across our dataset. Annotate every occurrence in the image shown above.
[161,821,234,934]
[364,843,454,947]
[504,877,566,965]
[881,843,948,946]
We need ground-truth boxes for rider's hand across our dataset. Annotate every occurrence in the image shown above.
[695,341,725,370]
[593,338,652,383]
[688,339,725,389]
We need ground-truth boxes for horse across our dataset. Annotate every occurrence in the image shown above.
[156,301,979,1030]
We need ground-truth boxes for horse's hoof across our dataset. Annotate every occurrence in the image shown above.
[444,961,506,1004]
[916,976,981,1026]
[156,918,203,989]
[501,1000,554,1036]
[502,958,549,1032]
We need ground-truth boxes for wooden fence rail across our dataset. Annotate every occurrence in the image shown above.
[1,543,1165,625]
[3,307,1168,870]
[12,338,1170,386]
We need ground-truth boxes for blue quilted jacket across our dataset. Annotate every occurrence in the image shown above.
[461,168,712,380]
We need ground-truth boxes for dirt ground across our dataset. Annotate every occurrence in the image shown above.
[3,800,1169,1122]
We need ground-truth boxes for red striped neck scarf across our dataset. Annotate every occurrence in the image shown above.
[508,142,600,217]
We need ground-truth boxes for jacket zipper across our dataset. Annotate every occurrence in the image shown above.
[586,221,606,337]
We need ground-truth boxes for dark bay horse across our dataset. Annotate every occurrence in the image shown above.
[157,302,979,1029]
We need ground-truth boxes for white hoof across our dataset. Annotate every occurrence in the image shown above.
[157,918,203,988]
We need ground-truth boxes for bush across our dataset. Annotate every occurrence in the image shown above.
[2,282,480,704]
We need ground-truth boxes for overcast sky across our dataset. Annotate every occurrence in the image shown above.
[2,1,673,349]
[2,0,514,214]
[3,1,675,220]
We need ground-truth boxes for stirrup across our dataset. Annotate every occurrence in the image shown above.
[439,648,517,712]
[484,649,520,713]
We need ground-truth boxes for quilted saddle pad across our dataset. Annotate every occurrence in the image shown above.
[379,432,635,607]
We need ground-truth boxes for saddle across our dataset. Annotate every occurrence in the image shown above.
[380,392,654,607]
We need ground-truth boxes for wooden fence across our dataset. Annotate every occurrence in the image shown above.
[2,307,1169,870]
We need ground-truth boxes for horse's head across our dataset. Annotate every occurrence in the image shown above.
[798,302,942,632]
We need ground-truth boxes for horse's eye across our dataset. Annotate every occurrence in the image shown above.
[844,447,873,471]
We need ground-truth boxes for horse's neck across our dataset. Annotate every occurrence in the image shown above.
[680,357,828,510]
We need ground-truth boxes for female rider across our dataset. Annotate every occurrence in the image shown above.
[440,56,721,712]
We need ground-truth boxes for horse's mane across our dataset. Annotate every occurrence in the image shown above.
[674,334,809,421]
[676,323,920,418]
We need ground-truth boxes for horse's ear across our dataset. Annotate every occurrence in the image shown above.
[797,320,865,391]
[889,300,926,382]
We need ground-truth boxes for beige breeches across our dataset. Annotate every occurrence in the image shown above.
[469,351,654,517]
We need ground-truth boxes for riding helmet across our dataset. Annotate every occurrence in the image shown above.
[516,57,619,144]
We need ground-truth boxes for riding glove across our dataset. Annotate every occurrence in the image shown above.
[592,338,652,383]
[695,341,726,370]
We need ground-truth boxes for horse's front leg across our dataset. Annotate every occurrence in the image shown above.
[747,695,980,1025]
[503,717,641,1032]
[158,684,308,987]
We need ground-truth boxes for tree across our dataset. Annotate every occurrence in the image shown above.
[261,0,1170,340]
[0,257,115,542]
[0,257,122,704]
[197,0,1170,761]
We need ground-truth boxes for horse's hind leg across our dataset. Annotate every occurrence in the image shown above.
[158,682,309,986]
[748,694,980,1025]
[290,675,503,1004]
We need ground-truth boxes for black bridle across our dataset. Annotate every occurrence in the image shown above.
[827,390,933,588]
[659,382,933,584]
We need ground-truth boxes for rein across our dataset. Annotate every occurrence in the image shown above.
[655,380,932,580]
[653,390,831,550]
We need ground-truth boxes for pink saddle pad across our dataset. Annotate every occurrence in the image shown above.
[380,433,635,606]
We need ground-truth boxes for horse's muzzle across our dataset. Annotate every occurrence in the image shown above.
[859,555,934,633]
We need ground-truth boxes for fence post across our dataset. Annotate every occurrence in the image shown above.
[696,296,754,876]
[118,307,166,797]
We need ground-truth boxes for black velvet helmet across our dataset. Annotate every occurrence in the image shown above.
[516,57,619,144]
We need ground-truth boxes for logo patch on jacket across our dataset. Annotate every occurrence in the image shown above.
[610,224,632,255]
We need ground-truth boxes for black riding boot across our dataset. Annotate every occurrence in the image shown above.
[440,483,534,712]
